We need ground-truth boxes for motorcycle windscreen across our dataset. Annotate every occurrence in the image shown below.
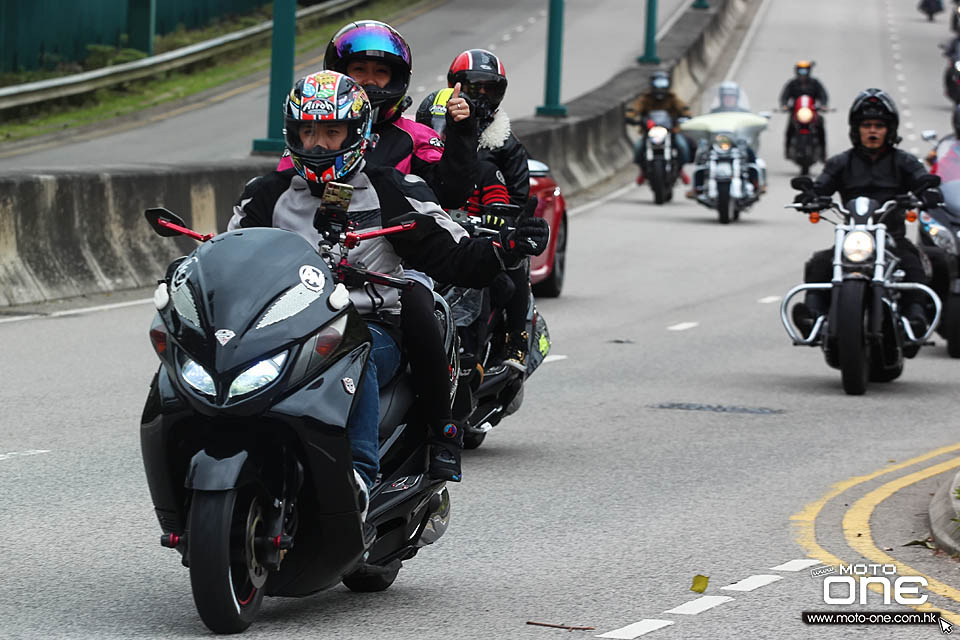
[170,228,340,374]
[936,139,960,217]
[680,112,768,150]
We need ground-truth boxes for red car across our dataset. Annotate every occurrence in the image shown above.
[528,159,567,298]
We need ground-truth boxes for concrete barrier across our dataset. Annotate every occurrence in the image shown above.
[0,0,758,308]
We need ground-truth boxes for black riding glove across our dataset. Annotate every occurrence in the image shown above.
[500,217,550,258]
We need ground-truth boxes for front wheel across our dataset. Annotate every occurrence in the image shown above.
[188,489,268,634]
[716,182,732,224]
[650,159,667,204]
[946,293,960,358]
[837,280,869,395]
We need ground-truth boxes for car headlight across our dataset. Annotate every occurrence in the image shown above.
[182,358,216,396]
[228,352,288,399]
[648,126,669,145]
[842,230,875,262]
[796,107,814,124]
[714,162,733,179]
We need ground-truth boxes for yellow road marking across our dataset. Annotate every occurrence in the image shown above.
[789,442,960,624]
[843,456,960,624]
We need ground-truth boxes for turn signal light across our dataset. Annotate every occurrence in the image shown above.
[809,212,820,224]
[150,328,167,354]
[905,210,918,223]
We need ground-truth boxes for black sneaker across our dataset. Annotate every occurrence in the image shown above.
[428,421,463,482]
[503,331,529,372]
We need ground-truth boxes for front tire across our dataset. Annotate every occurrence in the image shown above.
[188,489,267,634]
[837,280,869,395]
[717,182,732,224]
[650,159,667,204]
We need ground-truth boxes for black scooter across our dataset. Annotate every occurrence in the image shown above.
[140,200,453,634]
[441,203,551,449]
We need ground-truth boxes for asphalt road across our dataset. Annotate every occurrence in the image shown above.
[4,0,960,638]
[0,0,691,173]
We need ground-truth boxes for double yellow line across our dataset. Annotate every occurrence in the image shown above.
[791,442,960,624]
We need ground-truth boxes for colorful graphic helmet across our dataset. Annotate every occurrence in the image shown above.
[795,60,813,77]
[324,20,412,123]
[283,71,372,185]
[848,88,899,146]
[415,88,454,138]
[448,49,507,123]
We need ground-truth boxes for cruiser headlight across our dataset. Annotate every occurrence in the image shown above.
[648,126,669,145]
[955,60,960,73]
[842,231,875,262]
[713,134,733,151]
[182,358,216,396]
[228,352,288,399]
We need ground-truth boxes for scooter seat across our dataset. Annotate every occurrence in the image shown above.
[377,373,416,440]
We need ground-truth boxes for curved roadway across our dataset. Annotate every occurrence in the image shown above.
[4,0,960,638]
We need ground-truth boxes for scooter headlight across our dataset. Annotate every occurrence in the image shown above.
[842,230,875,262]
[796,107,814,124]
[182,359,216,396]
[648,126,669,145]
[929,223,959,253]
[228,352,288,399]
[954,60,960,73]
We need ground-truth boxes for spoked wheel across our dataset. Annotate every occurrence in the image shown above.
[188,488,268,634]
[717,182,732,224]
[837,280,869,395]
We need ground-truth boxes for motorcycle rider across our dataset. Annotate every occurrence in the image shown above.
[448,48,530,208]
[793,88,937,338]
[229,71,549,498]
[276,20,483,483]
[778,61,829,160]
[416,88,536,372]
[625,70,692,185]
[446,49,536,367]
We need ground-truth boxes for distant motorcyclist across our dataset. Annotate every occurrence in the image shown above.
[625,70,692,185]
[779,61,829,159]
[792,88,938,337]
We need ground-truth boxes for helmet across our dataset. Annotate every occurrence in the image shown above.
[415,88,454,138]
[952,104,960,139]
[848,88,899,146]
[650,70,671,100]
[448,49,507,123]
[795,60,813,78]
[713,81,748,111]
[283,71,372,187]
[323,20,412,123]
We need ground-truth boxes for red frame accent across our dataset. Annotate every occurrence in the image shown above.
[157,218,215,242]
[344,221,417,249]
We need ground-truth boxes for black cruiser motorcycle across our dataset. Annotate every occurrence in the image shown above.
[140,198,455,634]
[780,176,943,395]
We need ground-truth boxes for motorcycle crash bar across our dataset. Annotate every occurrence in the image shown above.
[780,283,831,345]
[888,281,943,343]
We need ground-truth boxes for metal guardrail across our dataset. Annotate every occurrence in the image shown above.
[0,0,365,113]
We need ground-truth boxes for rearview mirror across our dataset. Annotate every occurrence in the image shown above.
[921,130,938,142]
[918,174,942,189]
[790,176,814,191]
[145,207,187,237]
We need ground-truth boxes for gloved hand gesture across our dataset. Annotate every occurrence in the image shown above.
[500,217,550,257]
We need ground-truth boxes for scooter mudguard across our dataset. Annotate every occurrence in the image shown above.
[185,449,254,491]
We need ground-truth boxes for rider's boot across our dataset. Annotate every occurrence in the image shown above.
[906,303,929,339]
[679,169,691,185]
[636,170,645,186]
[503,330,529,372]
[428,420,464,482]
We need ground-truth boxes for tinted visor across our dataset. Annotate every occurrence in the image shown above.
[456,71,507,108]
[652,76,670,89]
[330,24,411,67]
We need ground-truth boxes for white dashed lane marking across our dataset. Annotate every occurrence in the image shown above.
[770,558,820,571]
[543,354,568,364]
[662,595,733,615]
[0,449,51,462]
[667,322,698,331]
[758,295,781,304]
[596,619,674,639]
[721,574,783,592]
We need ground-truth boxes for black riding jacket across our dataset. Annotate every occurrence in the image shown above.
[813,146,932,239]
[477,110,530,206]
[779,77,829,107]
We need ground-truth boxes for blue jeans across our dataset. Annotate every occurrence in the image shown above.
[348,323,401,489]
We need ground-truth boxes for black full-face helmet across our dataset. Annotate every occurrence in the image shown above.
[650,70,671,100]
[324,20,412,124]
[448,49,507,124]
[848,88,900,147]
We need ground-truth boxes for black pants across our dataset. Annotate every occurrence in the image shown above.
[803,238,927,313]
[400,282,451,425]
[505,260,530,335]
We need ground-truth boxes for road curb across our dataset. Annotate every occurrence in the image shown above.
[929,469,960,556]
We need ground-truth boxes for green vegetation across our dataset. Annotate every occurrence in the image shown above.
[0,0,419,145]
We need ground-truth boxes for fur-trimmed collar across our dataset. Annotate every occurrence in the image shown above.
[479,110,511,150]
